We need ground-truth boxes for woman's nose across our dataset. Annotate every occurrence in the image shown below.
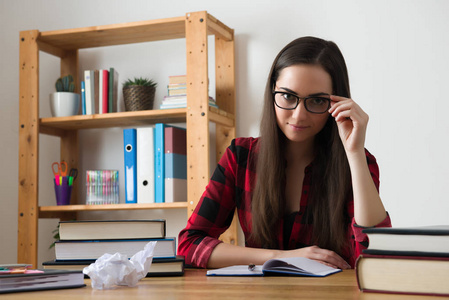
[292,100,308,119]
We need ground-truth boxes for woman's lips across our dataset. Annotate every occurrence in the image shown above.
[289,124,309,131]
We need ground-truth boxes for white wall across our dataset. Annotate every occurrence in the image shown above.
[1,0,449,266]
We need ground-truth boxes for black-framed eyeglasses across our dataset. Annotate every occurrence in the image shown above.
[273,91,331,114]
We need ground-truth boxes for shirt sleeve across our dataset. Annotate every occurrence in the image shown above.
[348,149,392,266]
[177,140,238,268]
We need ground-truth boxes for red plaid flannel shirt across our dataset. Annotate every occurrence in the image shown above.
[178,137,391,268]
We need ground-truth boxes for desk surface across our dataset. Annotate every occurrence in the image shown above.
[4,269,448,299]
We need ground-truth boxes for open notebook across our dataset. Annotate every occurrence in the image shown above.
[207,257,341,277]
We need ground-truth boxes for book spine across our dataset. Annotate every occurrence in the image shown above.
[81,81,86,115]
[108,67,118,113]
[154,123,166,203]
[137,127,155,204]
[164,126,187,203]
[123,129,137,203]
[84,70,94,115]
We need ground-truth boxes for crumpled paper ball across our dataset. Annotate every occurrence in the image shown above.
[83,241,156,290]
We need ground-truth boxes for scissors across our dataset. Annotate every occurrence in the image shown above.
[52,161,68,185]
[68,168,78,186]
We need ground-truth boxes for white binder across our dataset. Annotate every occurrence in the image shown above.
[137,127,155,203]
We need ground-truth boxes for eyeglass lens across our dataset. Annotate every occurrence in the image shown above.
[274,92,330,113]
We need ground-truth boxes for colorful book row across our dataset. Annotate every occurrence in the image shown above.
[81,68,119,115]
[123,124,187,204]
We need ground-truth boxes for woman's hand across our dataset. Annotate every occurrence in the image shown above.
[276,245,351,269]
[328,95,368,154]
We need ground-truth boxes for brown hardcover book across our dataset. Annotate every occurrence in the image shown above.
[356,254,449,296]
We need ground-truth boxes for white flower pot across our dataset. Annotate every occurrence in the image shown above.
[49,92,80,117]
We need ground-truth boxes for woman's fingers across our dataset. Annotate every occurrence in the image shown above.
[300,246,351,269]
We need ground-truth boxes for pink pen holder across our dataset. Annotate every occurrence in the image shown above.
[54,180,72,205]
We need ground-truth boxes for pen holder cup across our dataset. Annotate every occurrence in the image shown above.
[54,182,72,205]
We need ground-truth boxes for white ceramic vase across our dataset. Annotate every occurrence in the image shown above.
[49,92,80,117]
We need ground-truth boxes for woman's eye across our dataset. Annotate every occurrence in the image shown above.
[309,98,327,105]
[282,93,297,101]
[311,98,323,104]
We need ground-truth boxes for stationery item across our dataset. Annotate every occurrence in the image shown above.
[54,237,177,260]
[206,257,341,277]
[123,128,138,203]
[108,67,119,113]
[362,225,449,256]
[0,264,32,274]
[154,123,167,203]
[85,170,119,205]
[68,168,78,186]
[58,219,166,240]
[54,179,72,205]
[164,126,187,203]
[52,161,68,186]
[43,255,185,277]
[356,254,449,296]
[0,269,85,294]
[137,127,155,204]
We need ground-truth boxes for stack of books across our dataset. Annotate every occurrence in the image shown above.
[123,124,187,204]
[160,75,218,109]
[43,220,185,277]
[356,225,449,296]
[82,68,119,115]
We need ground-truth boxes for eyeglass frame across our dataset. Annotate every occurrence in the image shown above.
[272,91,332,114]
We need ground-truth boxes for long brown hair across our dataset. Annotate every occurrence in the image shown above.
[251,37,352,254]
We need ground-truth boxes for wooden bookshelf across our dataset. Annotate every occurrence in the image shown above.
[18,11,237,267]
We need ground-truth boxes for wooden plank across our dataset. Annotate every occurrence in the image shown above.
[216,124,237,245]
[60,130,79,205]
[215,35,236,120]
[39,107,233,132]
[40,109,188,131]
[215,26,237,245]
[60,50,79,93]
[37,39,66,58]
[185,11,210,217]
[18,30,40,268]
[38,17,186,51]
[207,13,234,42]
[39,202,188,214]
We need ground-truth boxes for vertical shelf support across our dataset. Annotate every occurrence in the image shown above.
[185,11,210,217]
[60,50,80,208]
[18,30,40,268]
[215,34,238,245]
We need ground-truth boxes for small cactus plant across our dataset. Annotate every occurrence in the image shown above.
[55,75,75,92]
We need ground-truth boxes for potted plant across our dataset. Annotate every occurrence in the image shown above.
[123,77,157,111]
[49,75,80,117]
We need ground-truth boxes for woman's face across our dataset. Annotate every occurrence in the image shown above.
[274,64,332,145]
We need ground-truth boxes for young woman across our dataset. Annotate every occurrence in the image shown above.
[178,36,391,270]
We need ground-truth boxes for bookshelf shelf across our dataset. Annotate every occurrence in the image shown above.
[39,203,188,218]
[39,106,234,135]
[18,11,237,267]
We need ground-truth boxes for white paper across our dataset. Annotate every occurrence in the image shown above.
[83,241,156,289]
